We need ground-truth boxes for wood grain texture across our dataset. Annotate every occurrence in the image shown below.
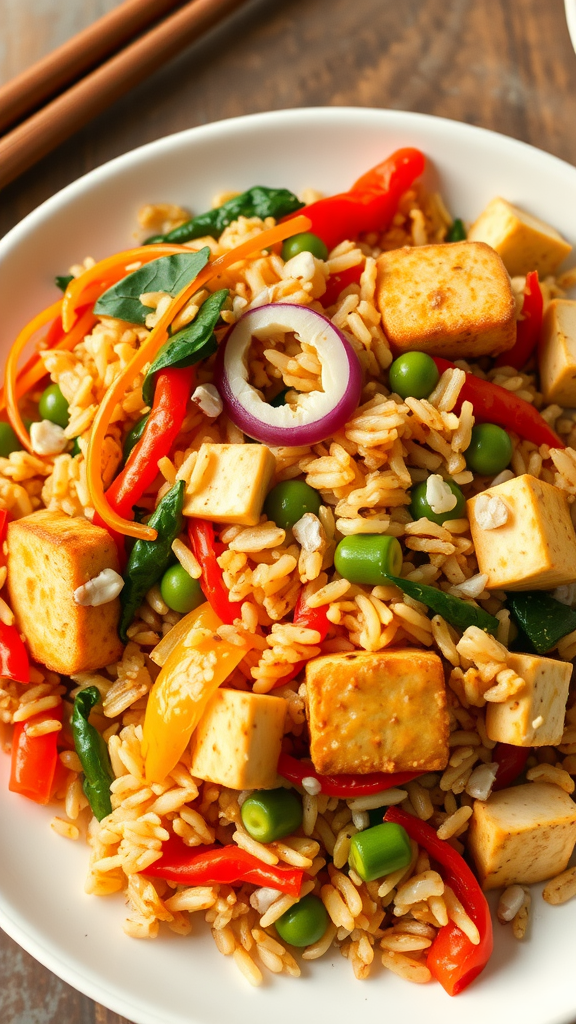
[1,0,576,1021]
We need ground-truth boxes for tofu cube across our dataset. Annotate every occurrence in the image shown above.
[7,510,124,674]
[375,241,516,360]
[486,653,571,747]
[538,299,576,405]
[183,442,275,526]
[467,474,576,590]
[189,687,286,790]
[468,782,576,890]
[468,197,572,278]
[306,650,449,775]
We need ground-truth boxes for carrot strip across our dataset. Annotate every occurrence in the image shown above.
[5,300,64,452]
[86,213,312,542]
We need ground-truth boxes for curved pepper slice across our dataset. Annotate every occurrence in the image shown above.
[9,703,63,805]
[0,620,30,684]
[495,270,543,370]
[492,742,529,791]
[278,751,421,798]
[188,519,242,625]
[271,588,331,689]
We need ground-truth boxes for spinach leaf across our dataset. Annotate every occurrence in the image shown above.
[71,687,114,821]
[141,289,228,405]
[386,573,498,634]
[145,186,304,245]
[55,274,74,292]
[507,591,576,654]
[94,248,211,324]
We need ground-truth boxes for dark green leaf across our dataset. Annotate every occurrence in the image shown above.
[141,289,228,405]
[94,249,211,324]
[446,218,467,242]
[71,687,114,821]
[507,591,576,654]
[120,480,185,641]
[146,187,304,245]
[55,274,74,292]
[385,573,498,634]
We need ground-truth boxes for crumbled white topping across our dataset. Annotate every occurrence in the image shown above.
[491,468,515,488]
[249,887,282,914]
[552,583,576,607]
[466,762,499,801]
[302,775,322,796]
[282,250,318,282]
[450,573,489,600]
[30,420,68,456]
[532,715,544,730]
[191,383,223,419]
[352,810,370,831]
[292,513,323,552]
[74,568,124,607]
[474,492,509,530]
[426,474,457,515]
[498,884,526,923]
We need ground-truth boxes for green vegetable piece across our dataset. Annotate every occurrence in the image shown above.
[465,423,513,475]
[410,478,466,526]
[389,352,440,400]
[334,534,403,586]
[94,248,211,324]
[39,383,69,428]
[160,563,204,614]
[146,187,304,245]
[281,232,328,262]
[348,822,412,882]
[386,572,498,633]
[141,289,227,405]
[120,480,185,641]
[123,414,150,463]
[264,480,322,531]
[269,389,289,408]
[0,422,22,458]
[446,218,467,242]
[507,591,576,655]
[241,788,303,844]
[275,894,328,947]
[71,687,114,821]
[70,437,81,457]
[55,274,74,292]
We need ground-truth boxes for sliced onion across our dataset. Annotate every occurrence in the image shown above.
[215,303,363,446]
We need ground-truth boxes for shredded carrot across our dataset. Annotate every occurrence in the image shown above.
[5,301,64,452]
[86,213,312,541]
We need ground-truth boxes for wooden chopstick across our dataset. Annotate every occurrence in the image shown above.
[0,0,186,135]
[0,0,248,192]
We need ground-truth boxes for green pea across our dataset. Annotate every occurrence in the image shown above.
[38,383,69,428]
[281,232,328,262]
[446,218,467,242]
[160,564,204,614]
[410,478,466,526]
[0,422,22,458]
[264,480,321,531]
[465,422,513,476]
[241,788,302,844]
[348,822,412,882]
[334,534,402,586]
[275,894,328,947]
[123,414,149,463]
[388,352,440,400]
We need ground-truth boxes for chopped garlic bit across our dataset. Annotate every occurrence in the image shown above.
[30,420,68,457]
[552,583,576,607]
[74,568,124,607]
[475,492,509,531]
[450,573,488,599]
[426,474,457,515]
[302,775,322,796]
[191,383,223,419]
[466,762,498,801]
[293,513,323,553]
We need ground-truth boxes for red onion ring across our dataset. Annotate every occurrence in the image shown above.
[214,303,363,446]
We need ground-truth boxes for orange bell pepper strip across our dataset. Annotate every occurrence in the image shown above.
[4,299,63,450]
[142,601,248,783]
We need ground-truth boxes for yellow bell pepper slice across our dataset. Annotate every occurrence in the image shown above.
[143,602,248,783]
[150,602,221,667]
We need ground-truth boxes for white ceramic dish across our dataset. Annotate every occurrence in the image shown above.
[566,0,576,53]
[1,107,576,1024]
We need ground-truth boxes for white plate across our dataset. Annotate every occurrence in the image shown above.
[1,107,576,1024]
[566,0,576,52]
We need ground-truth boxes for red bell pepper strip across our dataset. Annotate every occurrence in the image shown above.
[492,742,529,791]
[145,835,304,896]
[495,271,543,370]
[320,265,363,308]
[271,588,331,688]
[385,807,493,995]
[9,703,63,805]
[432,356,564,450]
[0,621,29,684]
[278,751,421,798]
[188,519,243,625]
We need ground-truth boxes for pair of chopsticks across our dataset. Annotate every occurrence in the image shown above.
[0,0,248,192]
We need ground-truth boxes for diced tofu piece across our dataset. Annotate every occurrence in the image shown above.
[183,442,275,526]
[306,650,449,775]
[486,653,571,747]
[468,197,572,278]
[375,241,516,360]
[468,782,576,890]
[538,299,576,405]
[189,687,286,790]
[467,474,576,590]
[7,510,124,674]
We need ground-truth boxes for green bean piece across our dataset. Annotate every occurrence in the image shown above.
[334,534,403,585]
[71,687,114,821]
[264,480,322,531]
[160,563,204,614]
[145,187,304,245]
[241,788,303,844]
[123,414,150,464]
[0,422,22,458]
[385,572,498,633]
[446,218,467,242]
[275,894,328,947]
[348,822,412,882]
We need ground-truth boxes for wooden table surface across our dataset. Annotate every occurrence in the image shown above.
[1,0,576,1020]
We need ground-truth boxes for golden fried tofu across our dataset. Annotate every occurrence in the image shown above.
[306,650,449,775]
[468,197,572,278]
[7,510,124,674]
[467,474,576,590]
[468,782,576,890]
[538,299,576,406]
[486,652,571,748]
[183,443,275,526]
[376,241,516,360]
